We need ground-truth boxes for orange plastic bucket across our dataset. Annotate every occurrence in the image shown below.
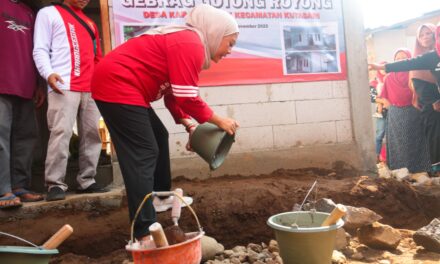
[127,232,204,264]
[125,192,204,264]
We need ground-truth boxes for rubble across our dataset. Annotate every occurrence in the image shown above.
[202,235,225,261]
[344,206,383,231]
[357,222,401,250]
[332,250,347,264]
[205,240,282,264]
[413,218,440,253]
[335,228,350,250]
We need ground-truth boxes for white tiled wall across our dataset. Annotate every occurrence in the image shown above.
[153,80,353,158]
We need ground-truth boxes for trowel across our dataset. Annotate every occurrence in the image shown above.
[164,188,186,245]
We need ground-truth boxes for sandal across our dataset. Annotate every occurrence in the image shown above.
[12,188,44,203]
[0,194,22,209]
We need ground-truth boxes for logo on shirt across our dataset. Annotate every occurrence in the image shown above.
[436,62,440,72]
[5,20,29,33]
[68,23,81,77]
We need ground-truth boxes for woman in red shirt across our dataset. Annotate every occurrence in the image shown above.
[379,48,431,174]
[91,4,239,239]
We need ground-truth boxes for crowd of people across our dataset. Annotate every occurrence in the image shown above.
[1,0,239,240]
[369,23,440,178]
[2,0,440,241]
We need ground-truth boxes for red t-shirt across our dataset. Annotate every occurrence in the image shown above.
[91,30,213,124]
[0,1,36,99]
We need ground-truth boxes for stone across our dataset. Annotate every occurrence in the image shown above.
[335,228,349,250]
[331,250,347,264]
[232,245,246,253]
[247,243,263,253]
[247,249,260,263]
[274,255,283,263]
[201,235,225,261]
[431,177,440,186]
[377,163,391,179]
[391,168,410,181]
[365,185,378,192]
[268,240,279,253]
[344,206,382,230]
[358,222,401,250]
[378,260,391,264]
[230,258,241,264]
[411,172,431,186]
[351,252,364,260]
[413,218,440,253]
[303,198,337,213]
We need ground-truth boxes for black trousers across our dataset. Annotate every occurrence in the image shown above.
[96,100,171,238]
[0,94,37,195]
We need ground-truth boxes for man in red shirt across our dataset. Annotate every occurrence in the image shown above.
[0,0,45,209]
[33,0,108,201]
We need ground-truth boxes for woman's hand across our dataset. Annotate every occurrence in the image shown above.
[368,63,385,71]
[433,100,440,112]
[207,113,239,135]
[215,116,239,135]
[186,125,197,151]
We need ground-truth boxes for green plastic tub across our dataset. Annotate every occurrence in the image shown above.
[0,246,58,264]
[267,211,344,264]
[190,123,235,170]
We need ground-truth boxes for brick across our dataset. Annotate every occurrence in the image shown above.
[199,85,269,105]
[231,126,273,153]
[270,81,333,101]
[332,81,349,98]
[168,133,196,158]
[230,102,296,127]
[296,98,351,123]
[336,120,353,143]
[273,122,336,148]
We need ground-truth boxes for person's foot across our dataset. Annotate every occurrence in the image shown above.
[153,196,193,213]
[76,183,109,194]
[46,187,66,201]
[372,112,383,118]
[0,193,22,209]
[12,188,44,202]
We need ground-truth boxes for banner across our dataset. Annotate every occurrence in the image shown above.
[112,0,347,86]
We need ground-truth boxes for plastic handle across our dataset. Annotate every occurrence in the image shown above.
[321,204,347,227]
[171,188,183,224]
[42,224,74,249]
[149,222,169,248]
[153,191,174,197]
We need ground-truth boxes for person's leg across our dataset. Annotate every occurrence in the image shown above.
[45,91,81,192]
[148,109,171,192]
[10,97,37,188]
[10,97,43,201]
[96,101,157,239]
[375,117,386,158]
[76,92,102,190]
[0,95,21,208]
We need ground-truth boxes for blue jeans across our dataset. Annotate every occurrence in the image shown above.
[375,117,386,155]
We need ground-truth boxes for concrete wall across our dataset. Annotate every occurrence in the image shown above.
[108,0,376,180]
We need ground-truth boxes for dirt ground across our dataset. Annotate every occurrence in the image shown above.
[32,163,440,263]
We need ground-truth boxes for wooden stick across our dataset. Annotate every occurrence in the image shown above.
[149,222,169,248]
[321,204,347,227]
[42,224,74,249]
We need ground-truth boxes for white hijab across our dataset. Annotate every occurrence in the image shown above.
[143,4,239,69]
